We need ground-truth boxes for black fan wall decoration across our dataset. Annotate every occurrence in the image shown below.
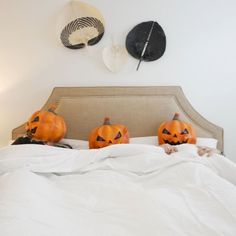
[126,21,166,70]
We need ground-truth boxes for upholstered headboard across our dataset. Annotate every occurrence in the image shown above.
[12,86,224,152]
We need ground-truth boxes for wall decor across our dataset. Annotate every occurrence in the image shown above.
[126,21,166,70]
[60,1,105,49]
[102,43,128,73]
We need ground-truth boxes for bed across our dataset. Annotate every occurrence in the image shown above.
[1,86,236,236]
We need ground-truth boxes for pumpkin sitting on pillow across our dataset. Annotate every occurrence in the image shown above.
[158,113,196,145]
[12,105,70,148]
[89,117,129,149]
[25,105,67,143]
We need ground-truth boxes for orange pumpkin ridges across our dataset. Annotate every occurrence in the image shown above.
[157,112,196,146]
[25,104,66,143]
[89,117,130,149]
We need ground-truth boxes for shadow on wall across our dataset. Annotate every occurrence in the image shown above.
[0,73,56,146]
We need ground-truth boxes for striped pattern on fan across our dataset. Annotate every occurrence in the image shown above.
[59,1,105,50]
[61,17,104,49]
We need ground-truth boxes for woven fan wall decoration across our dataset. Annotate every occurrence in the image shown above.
[60,1,105,49]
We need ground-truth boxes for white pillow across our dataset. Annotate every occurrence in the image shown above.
[130,136,157,145]
[196,137,218,149]
[60,137,158,149]
[130,136,218,149]
[10,138,90,149]
[60,136,218,149]
[59,138,89,149]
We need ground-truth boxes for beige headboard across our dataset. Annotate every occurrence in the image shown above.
[12,86,224,152]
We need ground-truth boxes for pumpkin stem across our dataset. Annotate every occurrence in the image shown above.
[103,117,111,125]
[173,112,180,120]
[48,104,57,114]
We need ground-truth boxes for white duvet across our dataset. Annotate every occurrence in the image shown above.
[0,144,236,236]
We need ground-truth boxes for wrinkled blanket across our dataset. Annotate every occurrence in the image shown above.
[0,144,236,236]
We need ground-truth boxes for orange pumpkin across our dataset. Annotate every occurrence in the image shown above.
[89,117,129,149]
[158,113,196,145]
[25,105,67,143]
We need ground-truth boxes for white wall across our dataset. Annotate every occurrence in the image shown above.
[0,0,236,159]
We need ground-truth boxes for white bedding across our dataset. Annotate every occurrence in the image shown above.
[0,144,236,236]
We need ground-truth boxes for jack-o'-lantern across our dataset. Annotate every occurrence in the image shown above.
[158,113,196,145]
[25,105,67,143]
[89,117,129,149]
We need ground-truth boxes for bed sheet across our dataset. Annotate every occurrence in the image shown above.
[0,144,236,236]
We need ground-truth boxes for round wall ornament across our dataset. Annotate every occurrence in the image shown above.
[102,44,128,73]
[126,21,166,70]
[60,1,105,49]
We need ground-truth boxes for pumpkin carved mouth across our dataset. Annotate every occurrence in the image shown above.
[164,139,189,146]
[89,117,129,149]
[25,105,66,143]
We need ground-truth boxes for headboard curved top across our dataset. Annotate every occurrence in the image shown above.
[12,86,223,152]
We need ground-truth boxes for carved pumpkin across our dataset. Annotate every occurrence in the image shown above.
[158,113,196,145]
[25,105,67,143]
[89,117,129,149]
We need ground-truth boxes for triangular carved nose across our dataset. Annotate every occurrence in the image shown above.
[173,134,177,138]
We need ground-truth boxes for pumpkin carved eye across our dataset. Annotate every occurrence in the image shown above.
[32,116,39,122]
[158,113,196,146]
[162,128,171,135]
[181,129,189,135]
[25,105,66,143]
[31,127,37,134]
[89,117,130,149]
[115,131,122,140]
[96,135,105,141]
